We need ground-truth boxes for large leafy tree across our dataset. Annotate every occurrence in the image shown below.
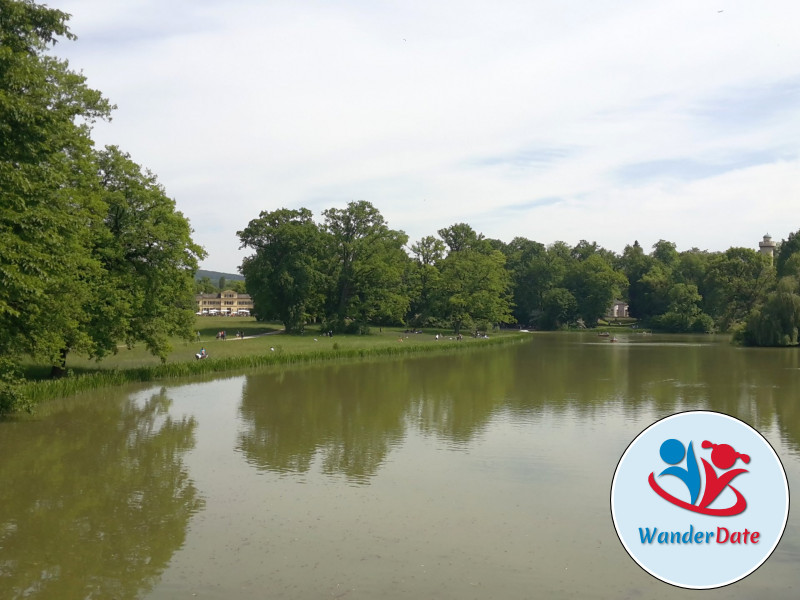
[703,248,774,331]
[565,254,628,327]
[436,224,514,334]
[438,222,485,253]
[407,235,446,327]
[500,237,547,326]
[776,229,800,278]
[321,201,409,332]
[539,287,578,330]
[1,0,112,381]
[619,239,714,331]
[737,276,800,346]
[652,283,714,333]
[238,208,324,333]
[736,252,800,346]
[1,3,204,406]
[620,241,664,320]
[94,146,205,362]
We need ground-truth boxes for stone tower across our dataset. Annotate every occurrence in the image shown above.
[758,234,777,263]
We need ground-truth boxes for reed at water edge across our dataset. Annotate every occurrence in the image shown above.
[20,333,529,406]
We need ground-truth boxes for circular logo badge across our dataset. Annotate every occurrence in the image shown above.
[611,411,789,589]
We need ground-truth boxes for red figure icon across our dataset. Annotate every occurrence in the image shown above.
[648,439,750,516]
[697,441,750,511]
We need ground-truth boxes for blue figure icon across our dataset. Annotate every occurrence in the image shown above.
[658,439,701,505]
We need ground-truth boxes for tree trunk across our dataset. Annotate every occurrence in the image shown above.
[50,347,69,379]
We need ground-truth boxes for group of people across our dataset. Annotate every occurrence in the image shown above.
[214,330,246,340]
[197,330,247,358]
[434,333,464,341]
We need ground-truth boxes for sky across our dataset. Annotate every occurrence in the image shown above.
[45,0,800,273]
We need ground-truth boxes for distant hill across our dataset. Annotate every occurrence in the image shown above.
[195,269,244,282]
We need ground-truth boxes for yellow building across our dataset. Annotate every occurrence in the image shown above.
[195,290,254,315]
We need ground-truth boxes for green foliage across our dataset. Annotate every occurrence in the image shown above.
[1,0,111,374]
[673,249,713,290]
[195,276,217,294]
[321,201,409,331]
[239,208,325,333]
[228,279,247,293]
[776,229,800,278]
[438,222,485,253]
[620,242,673,321]
[19,330,527,407]
[0,356,29,415]
[0,4,204,402]
[652,239,679,268]
[565,254,628,327]
[503,238,624,330]
[736,276,800,346]
[95,146,205,361]
[703,248,774,331]
[407,236,446,327]
[436,224,514,334]
[540,288,578,329]
[620,240,771,335]
[502,237,548,326]
[652,284,714,333]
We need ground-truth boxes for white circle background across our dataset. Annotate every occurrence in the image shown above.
[611,411,790,589]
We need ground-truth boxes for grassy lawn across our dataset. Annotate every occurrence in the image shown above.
[21,317,522,380]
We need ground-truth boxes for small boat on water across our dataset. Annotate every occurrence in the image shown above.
[598,332,610,337]
[610,337,618,343]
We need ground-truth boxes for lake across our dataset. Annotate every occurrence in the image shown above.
[1,332,799,599]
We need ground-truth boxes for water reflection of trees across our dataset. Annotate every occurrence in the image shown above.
[237,335,800,483]
[505,334,800,452]
[0,389,201,599]
[237,349,518,481]
[238,362,409,482]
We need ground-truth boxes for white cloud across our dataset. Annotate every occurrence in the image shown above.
[47,0,800,271]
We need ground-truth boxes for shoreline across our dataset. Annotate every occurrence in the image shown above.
[18,332,531,412]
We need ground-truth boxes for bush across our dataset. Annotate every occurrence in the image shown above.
[0,358,30,415]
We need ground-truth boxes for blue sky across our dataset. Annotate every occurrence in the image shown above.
[47,0,800,272]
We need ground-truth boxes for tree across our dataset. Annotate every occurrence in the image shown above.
[1,3,205,402]
[704,248,774,331]
[228,280,247,294]
[218,276,226,292]
[776,229,800,278]
[321,201,409,332]
[540,288,578,329]
[502,237,547,326]
[673,248,712,290]
[93,146,205,363]
[437,224,514,334]
[438,222,485,253]
[565,254,628,327]
[195,276,217,294]
[652,283,714,333]
[1,0,113,386]
[620,242,663,321]
[652,239,679,269]
[736,276,800,346]
[238,208,324,333]
[407,235,446,327]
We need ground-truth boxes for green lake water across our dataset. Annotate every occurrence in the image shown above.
[1,332,799,599]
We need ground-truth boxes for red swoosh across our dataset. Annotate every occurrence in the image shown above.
[648,472,747,516]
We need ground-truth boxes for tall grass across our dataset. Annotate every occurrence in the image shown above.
[21,334,529,407]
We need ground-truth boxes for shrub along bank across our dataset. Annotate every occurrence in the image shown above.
[15,325,529,412]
